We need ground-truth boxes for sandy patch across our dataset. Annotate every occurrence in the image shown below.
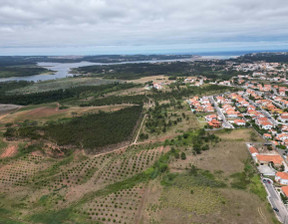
[24,106,61,118]
[0,145,18,158]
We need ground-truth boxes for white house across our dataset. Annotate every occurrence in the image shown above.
[275,172,288,185]
[248,146,259,157]
[280,113,288,123]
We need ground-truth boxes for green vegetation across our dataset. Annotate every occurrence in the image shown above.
[249,175,267,201]
[0,134,7,153]
[234,52,288,63]
[230,159,267,200]
[75,61,244,80]
[230,159,256,189]
[0,55,193,66]
[0,55,279,224]
[165,129,220,154]
[162,166,226,188]
[0,83,137,105]
[75,62,193,80]
[5,106,142,151]
[0,66,52,78]
[29,208,89,224]
[7,77,120,95]
[145,101,182,134]
[45,106,142,150]
[0,81,32,95]
[151,84,238,101]
[160,167,226,216]
[81,94,147,106]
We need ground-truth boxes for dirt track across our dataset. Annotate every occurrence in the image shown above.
[0,104,22,121]
[0,145,18,158]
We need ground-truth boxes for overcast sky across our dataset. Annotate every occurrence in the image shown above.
[1,0,288,55]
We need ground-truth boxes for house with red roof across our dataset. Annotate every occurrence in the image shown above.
[234,119,246,126]
[256,154,284,168]
[263,133,272,140]
[205,114,217,122]
[280,113,288,123]
[276,172,288,185]
[248,146,259,157]
[282,186,288,197]
[208,119,221,128]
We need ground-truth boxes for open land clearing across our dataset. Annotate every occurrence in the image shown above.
[139,128,276,224]
[0,102,136,124]
[128,75,170,84]
[0,104,22,120]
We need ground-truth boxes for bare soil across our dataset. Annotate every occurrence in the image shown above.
[0,145,18,158]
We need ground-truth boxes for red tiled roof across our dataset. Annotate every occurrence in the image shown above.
[256,154,283,165]
[282,186,288,197]
[276,172,288,180]
[249,146,259,154]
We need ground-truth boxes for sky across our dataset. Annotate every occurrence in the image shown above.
[0,0,288,55]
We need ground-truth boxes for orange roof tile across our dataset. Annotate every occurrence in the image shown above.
[282,186,288,197]
[276,172,288,180]
[256,154,283,165]
[249,146,259,154]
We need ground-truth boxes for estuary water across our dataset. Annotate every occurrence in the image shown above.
[0,57,197,83]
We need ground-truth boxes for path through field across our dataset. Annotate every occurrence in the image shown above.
[135,185,149,224]
[0,145,17,158]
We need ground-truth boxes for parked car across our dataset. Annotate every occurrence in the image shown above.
[273,208,279,212]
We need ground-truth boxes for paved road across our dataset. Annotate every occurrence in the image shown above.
[244,95,279,126]
[209,96,234,129]
[263,179,288,223]
[260,107,279,126]
[273,88,280,97]
[265,96,285,109]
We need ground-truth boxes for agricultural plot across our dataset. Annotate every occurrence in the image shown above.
[41,152,115,190]
[96,147,166,185]
[0,154,50,189]
[37,146,166,193]
[77,184,146,224]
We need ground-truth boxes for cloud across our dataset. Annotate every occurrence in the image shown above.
[0,0,288,54]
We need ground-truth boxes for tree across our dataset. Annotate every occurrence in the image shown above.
[181,152,186,160]
[250,132,257,142]
[189,165,198,175]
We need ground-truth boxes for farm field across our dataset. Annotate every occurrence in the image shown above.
[0,118,278,224]
[0,75,280,224]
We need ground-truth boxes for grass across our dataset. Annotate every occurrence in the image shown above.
[29,208,89,224]
[161,186,223,215]
[7,77,118,94]
[0,134,7,154]
[0,217,24,224]
[250,175,267,201]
